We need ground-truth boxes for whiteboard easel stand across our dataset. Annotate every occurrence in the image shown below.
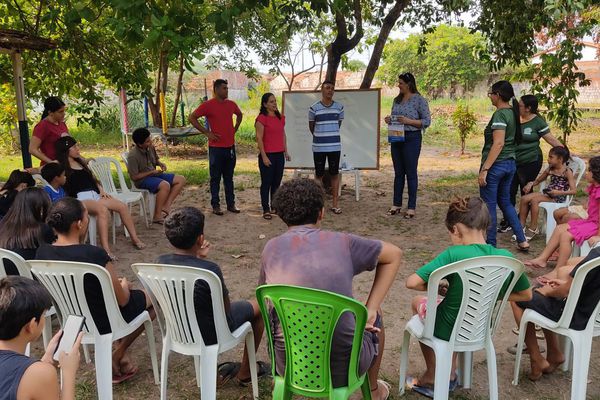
[292,168,360,202]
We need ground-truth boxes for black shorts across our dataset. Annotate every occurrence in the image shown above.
[313,151,340,177]
[517,291,565,322]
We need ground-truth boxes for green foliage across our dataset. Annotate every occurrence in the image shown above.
[247,80,271,107]
[378,25,488,98]
[0,84,19,153]
[342,58,366,72]
[451,103,478,154]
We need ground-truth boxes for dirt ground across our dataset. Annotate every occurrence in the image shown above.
[30,145,600,400]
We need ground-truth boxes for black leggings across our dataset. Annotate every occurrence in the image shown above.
[509,159,543,206]
[258,152,285,212]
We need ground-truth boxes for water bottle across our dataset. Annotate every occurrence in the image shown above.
[341,154,348,170]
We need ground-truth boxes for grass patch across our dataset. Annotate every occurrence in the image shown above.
[432,172,479,185]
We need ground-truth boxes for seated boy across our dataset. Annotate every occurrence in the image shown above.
[513,246,600,380]
[157,206,268,385]
[406,197,532,397]
[127,128,186,224]
[0,276,82,400]
[260,178,402,400]
[41,163,67,203]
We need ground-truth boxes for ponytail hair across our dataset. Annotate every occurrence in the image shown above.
[491,80,522,145]
[445,196,490,232]
[41,97,65,120]
[259,93,281,119]
[47,197,86,234]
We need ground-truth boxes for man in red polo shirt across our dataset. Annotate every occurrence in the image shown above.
[189,79,243,215]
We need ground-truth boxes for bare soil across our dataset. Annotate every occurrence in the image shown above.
[30,145,600,400]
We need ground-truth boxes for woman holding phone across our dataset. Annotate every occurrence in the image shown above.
[384,72,431,218]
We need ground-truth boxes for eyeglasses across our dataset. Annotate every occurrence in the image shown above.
[487,91,496,96]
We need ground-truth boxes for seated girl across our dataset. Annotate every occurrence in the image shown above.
[405,197,532,397]
[36,197,154,383]
[525,156,600,276]
[54,136,145,259]
[0,170,35,220]
[518,146,575,240]
[0,187,55,274]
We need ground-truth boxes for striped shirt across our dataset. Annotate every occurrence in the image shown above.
[308,101,344,153]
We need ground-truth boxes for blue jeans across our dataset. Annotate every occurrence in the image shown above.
[390,131,422,209]
[258,152,285,212]
[209,146,236,208]
[480,159,526,246]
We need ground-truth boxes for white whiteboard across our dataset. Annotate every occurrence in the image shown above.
[282,89,380,170]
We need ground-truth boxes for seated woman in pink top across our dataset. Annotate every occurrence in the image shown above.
[255,93,290,220]
[526,156,600,279]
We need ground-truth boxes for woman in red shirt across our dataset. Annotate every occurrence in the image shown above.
[30,97,69,165]
[255,93,290,219]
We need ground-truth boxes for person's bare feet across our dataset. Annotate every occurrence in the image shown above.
[524,258,547,269]
[543,353,565,374]
[371,379,390,400]
[529,358,550,381]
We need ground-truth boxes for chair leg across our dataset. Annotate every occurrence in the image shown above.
[144,320,159,385]
[570,335,592,400]
[193,356,201,387]
[140,198,149,228]
[160,341,170,400]
[148,194,156,221]
[245,329,259,399]
[561,335,572,372]
[485,344,499,400]
[42,314,53,348]
[354,170,360,201]
[199,347,219,400]
[95,335,114,400]
[432,345,452,400]
[83,344,91,364]
[360,376,372,400]
[512,318,528,386]
[272,376,292,400]
[398,330,411,396]
[88,217,97,246]
[458,351,473,389]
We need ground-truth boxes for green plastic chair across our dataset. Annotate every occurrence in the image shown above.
[256,284,372,400]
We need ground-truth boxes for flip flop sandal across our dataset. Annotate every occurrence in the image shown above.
[152,219,164,225]
[161,209,169,218]
[449,377,459,392]
[404,211,416,219]
[330,207,342,215]
[373,379,391,400]
[516,243,530,252]
[133,241,147,250]
[412,383,434,398]
[217,361,241,388]
[386,208,400,216]
[263,212,272,220]
[112,366,138,384]
[237,360,271,387]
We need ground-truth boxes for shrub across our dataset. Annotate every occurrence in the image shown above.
[451,103,477,154]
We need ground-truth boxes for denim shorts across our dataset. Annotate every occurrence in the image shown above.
[138,173,175,193]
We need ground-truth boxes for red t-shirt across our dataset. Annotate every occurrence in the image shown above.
[256,114,286,153]
[32,119,69,164]
[192,98,241,148]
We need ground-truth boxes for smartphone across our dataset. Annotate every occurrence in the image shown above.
[53,315,85,362]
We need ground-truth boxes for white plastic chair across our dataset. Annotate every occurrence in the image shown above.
[539,156,586,243]
[0,249,55,350]
[88,157,148,229]
[131,263,258,400]
[512,256,600,400]
[399,256,525,400]
[29,260,159,400]
[121,152,157,221]
[32,173,50,187]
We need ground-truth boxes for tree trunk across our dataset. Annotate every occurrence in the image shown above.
[170,54,185,127]
[324,2,363,85]
[147,95,161,127]
[360,0,409,89]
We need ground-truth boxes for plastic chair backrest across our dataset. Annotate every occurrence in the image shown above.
[256,284,368,397]
[553,256,600,335]
[29,260,132,335]
[421,256,525,351]
[88,158,119,194]
[121,152,129,168]
[0,248,33,278]
[131,263,237,351]
[32,174,50,187]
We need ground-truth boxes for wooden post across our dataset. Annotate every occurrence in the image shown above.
[11,50,32,168]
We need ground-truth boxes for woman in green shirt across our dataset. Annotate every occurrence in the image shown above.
[508,95,563,212]
[479,80,529,249]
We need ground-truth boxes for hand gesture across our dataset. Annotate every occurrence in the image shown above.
[99,189,112,199]
[588,235,600,247]
[262,155,272,167]
[523,182,534,194]
[58,331,83,375]
[158,162,167,172]
[206,131,220,142]
[365,308,381,333]
[197,240,211,258]
[384,115,391,124]
[285,152,291,162]
[41,330,63,364]
[478,170,488,187]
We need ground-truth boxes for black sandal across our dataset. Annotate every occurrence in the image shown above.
[386,207,400,215]
[236,360,271,387]
[217,362,241,388]
[263,212,272,220]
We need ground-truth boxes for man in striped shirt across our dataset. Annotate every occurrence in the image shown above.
[308,81,344,214]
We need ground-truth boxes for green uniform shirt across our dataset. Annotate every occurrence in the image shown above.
[516,115,550,165]
[481,108,516,165]
[415,244,530,341]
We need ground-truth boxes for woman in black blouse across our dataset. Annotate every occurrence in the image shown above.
[55,137,145,259]
[0,170,35,220]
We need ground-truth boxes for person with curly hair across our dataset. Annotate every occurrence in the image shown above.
[260,178,402,400]
[526,156,600,277]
